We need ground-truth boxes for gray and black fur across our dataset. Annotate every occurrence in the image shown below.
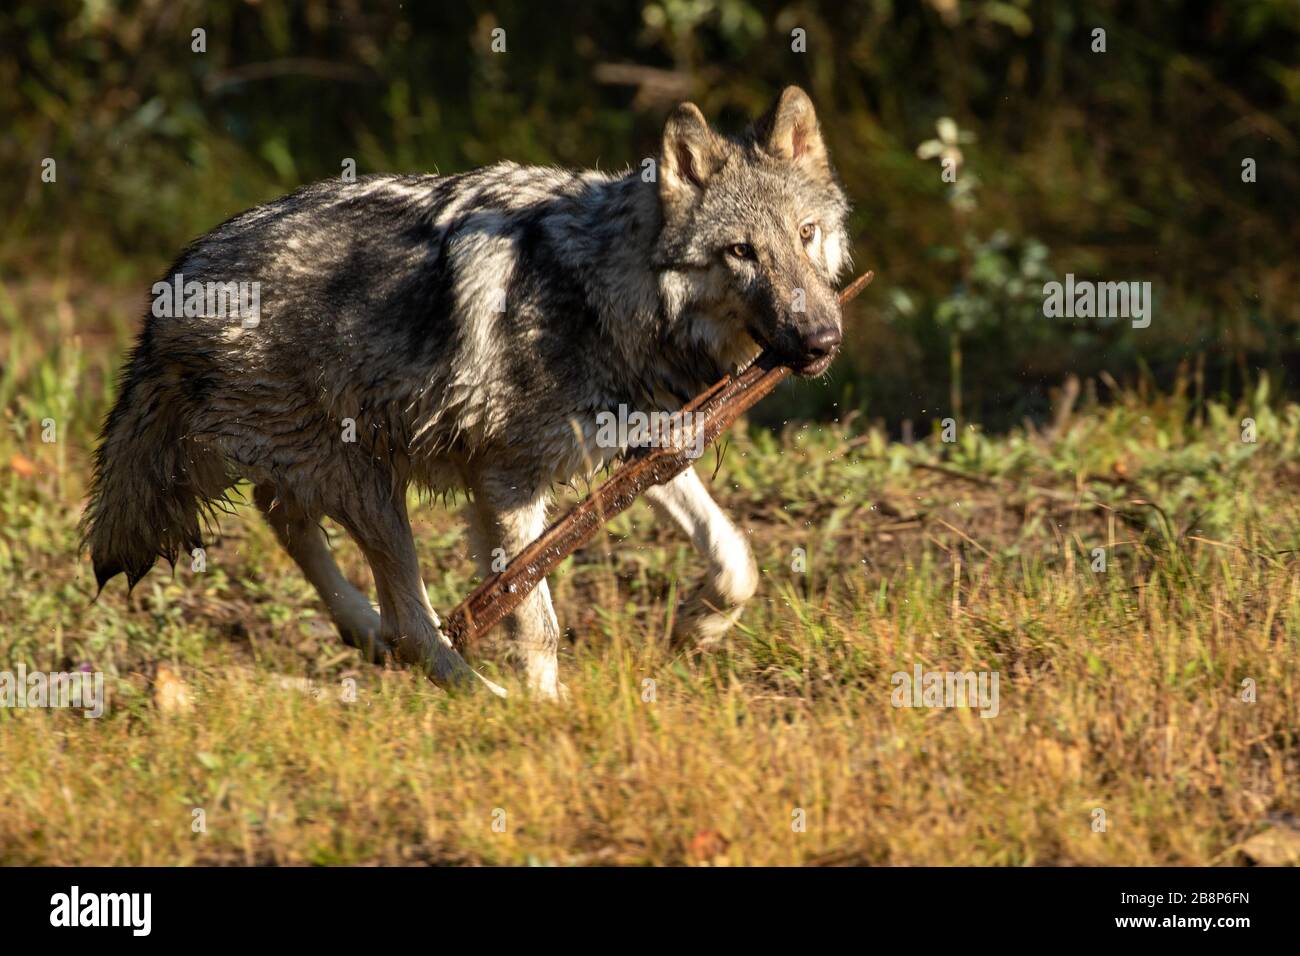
[83,86,852,697]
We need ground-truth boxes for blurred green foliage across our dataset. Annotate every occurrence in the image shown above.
[3,0,1298,428]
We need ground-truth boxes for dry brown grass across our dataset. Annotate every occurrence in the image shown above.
[1,327,1297,864]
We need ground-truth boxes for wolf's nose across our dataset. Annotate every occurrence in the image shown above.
[801,325,842,358]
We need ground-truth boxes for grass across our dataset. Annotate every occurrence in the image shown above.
[0,277,1297,865]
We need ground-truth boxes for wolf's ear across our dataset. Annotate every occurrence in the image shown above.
[757,86,830,172]
[660,102,721,207]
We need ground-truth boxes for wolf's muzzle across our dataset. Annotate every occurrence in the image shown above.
[794,325,842,376]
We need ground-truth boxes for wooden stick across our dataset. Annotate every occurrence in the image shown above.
[443,269,876,653]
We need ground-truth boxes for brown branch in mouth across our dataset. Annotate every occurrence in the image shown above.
[443,269,876,654]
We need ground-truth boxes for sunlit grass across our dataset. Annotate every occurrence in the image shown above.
[0,304,1297,865]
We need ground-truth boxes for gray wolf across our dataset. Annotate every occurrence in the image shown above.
[82,86,852,699]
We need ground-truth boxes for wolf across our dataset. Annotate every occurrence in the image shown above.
[82,86,852,699]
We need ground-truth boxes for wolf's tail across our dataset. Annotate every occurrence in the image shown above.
[81,343,214,593]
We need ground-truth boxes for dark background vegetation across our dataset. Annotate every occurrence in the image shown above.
[3,0,1298,430]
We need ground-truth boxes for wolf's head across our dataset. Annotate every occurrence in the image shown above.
[654,86,851,377]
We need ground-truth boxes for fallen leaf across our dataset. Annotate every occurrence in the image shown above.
[154,663,194,715]
[1240,825,1300,866]
[688,829,730,862]
[9,453,37,478]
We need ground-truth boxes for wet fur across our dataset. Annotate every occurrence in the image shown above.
[82,87,852,698]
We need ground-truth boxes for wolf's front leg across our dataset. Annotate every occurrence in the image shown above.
[466,480,561,700]
[644,466,759,647]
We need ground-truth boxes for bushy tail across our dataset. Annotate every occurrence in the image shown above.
[81,348,214,593]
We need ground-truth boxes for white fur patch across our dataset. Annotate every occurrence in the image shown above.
[823,232,847,279]
[645,467,757,607]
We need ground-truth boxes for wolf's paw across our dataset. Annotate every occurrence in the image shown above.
[670,600,747,651]
[337,608,393,664]
[523,678,566,703]
[520,656,564,701]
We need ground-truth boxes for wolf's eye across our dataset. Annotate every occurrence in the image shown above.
[799,222,819,244]
[727,243,757,261]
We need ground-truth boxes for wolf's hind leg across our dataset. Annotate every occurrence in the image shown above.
[643,466,758,648]
[253,484,391,663]
[465,481,560,700]
[328,476,505,696]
